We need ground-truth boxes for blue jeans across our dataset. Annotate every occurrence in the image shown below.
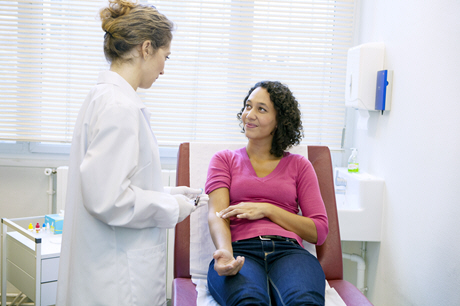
[207,238,325,306]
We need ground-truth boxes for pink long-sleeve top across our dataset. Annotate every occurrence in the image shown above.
[205,147,329,246]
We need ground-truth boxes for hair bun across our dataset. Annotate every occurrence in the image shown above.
[101,0,136,21]
[99,0,173,64]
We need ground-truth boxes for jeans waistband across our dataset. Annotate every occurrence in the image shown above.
[246,235,299,245]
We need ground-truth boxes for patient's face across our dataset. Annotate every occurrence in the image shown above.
[242,87,277,141]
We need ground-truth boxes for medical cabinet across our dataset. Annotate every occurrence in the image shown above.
[1,216,61,306]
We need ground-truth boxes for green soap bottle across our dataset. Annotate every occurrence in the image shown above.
[348,148,359,173]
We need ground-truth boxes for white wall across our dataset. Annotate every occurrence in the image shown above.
[0,157,69,218]
[351,1,460,305]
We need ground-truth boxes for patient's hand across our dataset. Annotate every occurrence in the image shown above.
[217,202,270,220]
[213,249,245,276]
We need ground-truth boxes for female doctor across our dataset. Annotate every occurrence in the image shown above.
[56,1,202,305]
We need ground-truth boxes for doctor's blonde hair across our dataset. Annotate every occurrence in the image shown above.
[100,0,174,64]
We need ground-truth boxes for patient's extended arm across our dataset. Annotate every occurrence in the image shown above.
[208,187,245,276]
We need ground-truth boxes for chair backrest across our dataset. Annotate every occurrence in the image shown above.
[174,143,343,281]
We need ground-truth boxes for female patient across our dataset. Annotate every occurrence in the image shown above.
[205,81,329,306]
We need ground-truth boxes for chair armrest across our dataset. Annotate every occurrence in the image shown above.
[172,278,197,306]
[328,279,373,306]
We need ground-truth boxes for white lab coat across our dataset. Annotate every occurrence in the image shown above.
[56,71,179,306]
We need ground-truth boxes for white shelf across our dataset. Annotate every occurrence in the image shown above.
[335,167,385,242]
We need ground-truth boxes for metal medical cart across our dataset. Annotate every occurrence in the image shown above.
[1,216,61,306]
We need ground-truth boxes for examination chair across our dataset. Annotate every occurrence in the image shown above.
[171,143,372,306]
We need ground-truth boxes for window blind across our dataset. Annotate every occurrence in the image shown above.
[0,0,356,149]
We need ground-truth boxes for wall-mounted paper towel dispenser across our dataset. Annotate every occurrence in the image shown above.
[345,42,385,110]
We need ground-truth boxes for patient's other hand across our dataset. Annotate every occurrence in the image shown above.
[218,202,269,220]
[213,249,245,276]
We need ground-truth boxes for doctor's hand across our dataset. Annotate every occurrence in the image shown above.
[174,194,195,223]
[194,193,209,209]
[165,186,202,199]
[213,249,245,276]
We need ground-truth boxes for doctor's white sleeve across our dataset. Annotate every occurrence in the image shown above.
[79,103,179,229]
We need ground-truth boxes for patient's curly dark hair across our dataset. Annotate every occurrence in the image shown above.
[237,81,303,158]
